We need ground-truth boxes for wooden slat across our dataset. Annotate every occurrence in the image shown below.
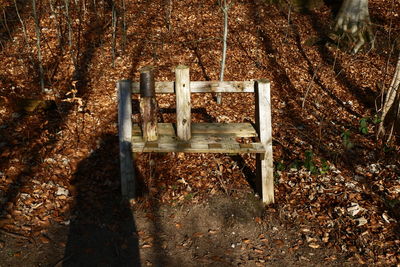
[190,123,257,136]
[132,123,258,138]
[132,81,173,93]
[133,134,238,144]
[131,81,255,93]
[190,81,255,93]
[131,122,264,153]
[131,140,265,153]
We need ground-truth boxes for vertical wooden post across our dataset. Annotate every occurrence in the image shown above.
[140,66,158,142]
[118,80,136,199]
[255,79,274,204]
[175,65,191,141]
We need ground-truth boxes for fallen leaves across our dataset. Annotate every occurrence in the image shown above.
[39,235,50,244]
[192,232,204,238]
[272,239,285,248]
[0,0,399,266]
[308,243,320,249]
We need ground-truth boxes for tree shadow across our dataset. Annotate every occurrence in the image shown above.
[323,0,342,16]
[306,9,378,110]
[127,1,159,79]
[243,1,364,168]
[63,134,141,266]
[188,44,212,81]
[291,24,363,119]
[0,0,121,257]
[0,104,63,220]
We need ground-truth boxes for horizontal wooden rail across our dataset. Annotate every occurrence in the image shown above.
[131,81,256,93]
[132,123,259,137]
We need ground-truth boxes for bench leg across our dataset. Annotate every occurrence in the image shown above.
[257,153,274,204]
[118,80,136,199]
[255,79,274,204]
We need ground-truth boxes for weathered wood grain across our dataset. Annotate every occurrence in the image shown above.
[131,123,265,153]
[132,123,258,137]
[117,80,135,199]
[175,65,191,141]
[131,81,255,93]
[255,79,274,204]
[139,66,158,141]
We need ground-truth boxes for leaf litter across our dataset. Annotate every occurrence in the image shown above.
[0,0,399,266]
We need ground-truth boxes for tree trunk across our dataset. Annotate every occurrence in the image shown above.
[217,0,230,105]
[378,52,400,141]
[32,0,45,92]
[112,1,117,67]
[334,0,374,54]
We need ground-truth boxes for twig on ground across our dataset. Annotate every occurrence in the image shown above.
[0,228,31,241]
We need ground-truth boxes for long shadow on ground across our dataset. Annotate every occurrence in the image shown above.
[63,134,141,267]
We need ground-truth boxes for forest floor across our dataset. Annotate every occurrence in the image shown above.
[0,0,400,266]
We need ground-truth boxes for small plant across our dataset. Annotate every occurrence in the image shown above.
[289,160,301,170]
[359,117,369,134]
[372,114,382,125]
[320,159,330,174]
[341,130,354,149]
[185,193,195,200]
[277,153,330,175]
[275,161,286,171]
[304,150,319,174]
[383,144,395,153]
[359,115,382,135]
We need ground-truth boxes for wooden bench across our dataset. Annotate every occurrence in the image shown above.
[117,65,274,204]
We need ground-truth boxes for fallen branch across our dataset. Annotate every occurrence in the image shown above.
[0,228,31,241]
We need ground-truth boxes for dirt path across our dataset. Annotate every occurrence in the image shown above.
[0,194,351,267]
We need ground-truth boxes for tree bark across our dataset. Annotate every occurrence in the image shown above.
[334,0,373,54]
[217,0,230,105]
[112,1,117,67]
[378,52,400,141]
[32,0,45,92]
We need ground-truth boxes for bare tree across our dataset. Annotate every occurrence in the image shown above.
[165,0,173,31]
[334,0,374,54]
[2,9,12,41]
[13,0,29,47]
[64,0,74,61]
[32,0,45,92]
[121,0,127,52]
[378,52,400,141]
[112,1,117,67]
[217,0,231,104]
[49,0,64,49]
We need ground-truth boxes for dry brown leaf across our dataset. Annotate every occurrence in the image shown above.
[242,238,251,244]
[254,248,264,254]
[39,235,50,244]
[272,239,285,247]
[324,255,337,261]
[192,232,204,238]
[208,229,218,234]
[308,243,320,249]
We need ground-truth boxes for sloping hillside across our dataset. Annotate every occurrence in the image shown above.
[0,0,399,265]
